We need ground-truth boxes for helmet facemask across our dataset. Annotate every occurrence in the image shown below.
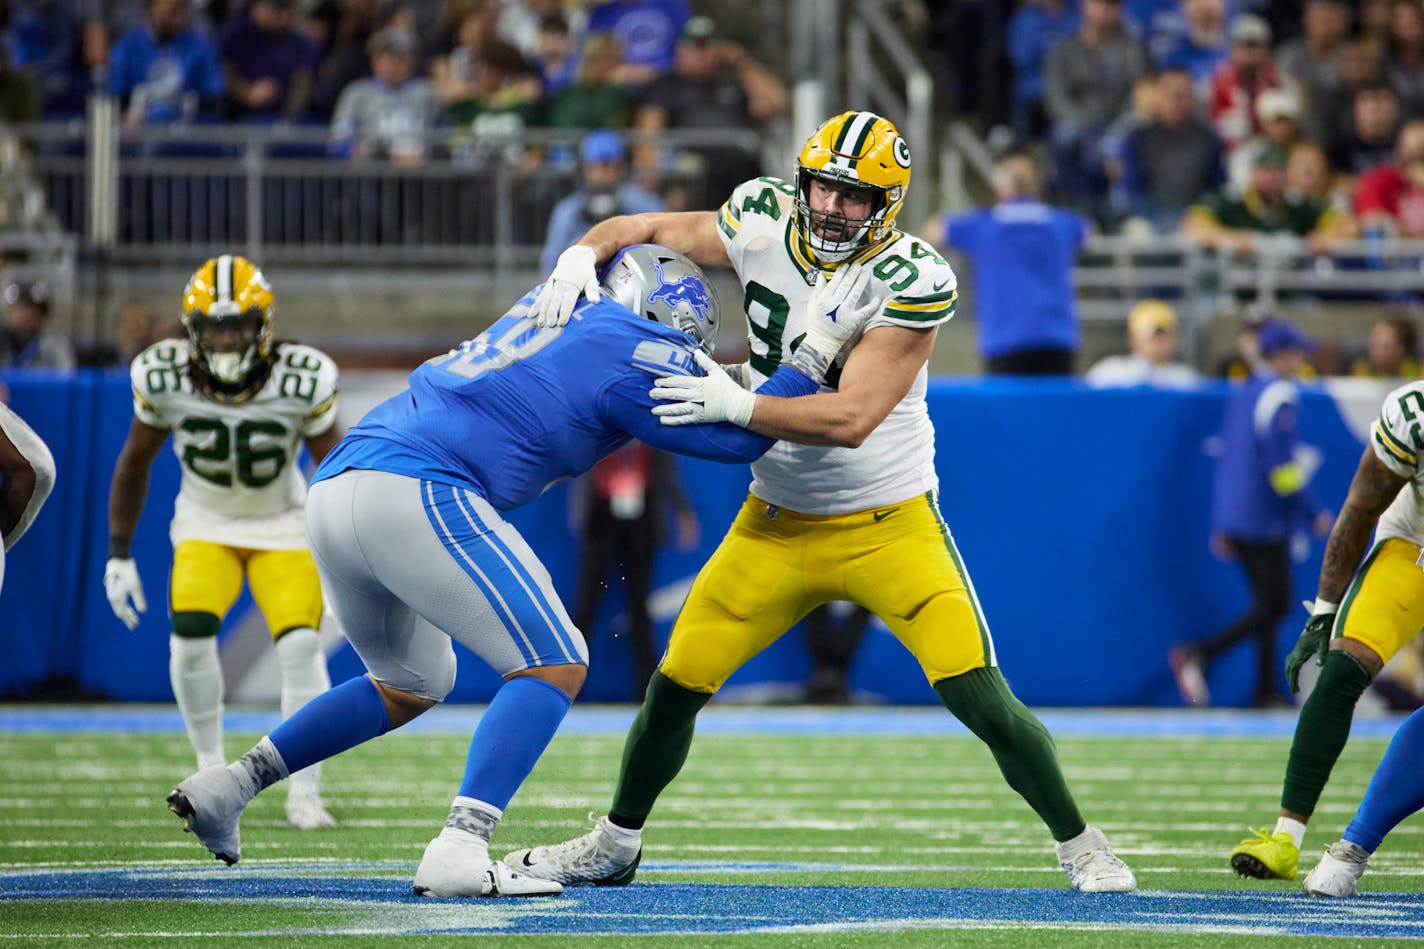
[793,169,901,263]
[184,305,273,401]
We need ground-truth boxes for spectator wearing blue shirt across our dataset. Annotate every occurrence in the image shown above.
[2,0,86,116]
[585,0,690,86]
[925,153,1090,375]
[108,0,223,125]
[1007,0,1078,142]
[1154,0,1228,84]
[217,0,317,121]
[539,130,663,274]
[1171,319,1333,709]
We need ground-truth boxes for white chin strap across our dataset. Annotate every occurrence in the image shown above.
[207,351,247,383]
[807,228,869,263]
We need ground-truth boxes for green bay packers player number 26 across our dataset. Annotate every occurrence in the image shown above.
[103,255,344,830]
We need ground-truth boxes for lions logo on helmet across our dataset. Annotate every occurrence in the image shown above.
[181,254,277,403]
[600,244,721,355]
[793,110,911,263]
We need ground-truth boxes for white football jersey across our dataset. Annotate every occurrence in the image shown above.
[716,176,957,514]
[130,340,339,549]
[1370,380,1424,546]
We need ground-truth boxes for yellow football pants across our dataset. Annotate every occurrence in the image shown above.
[170,539,323,637]
[1336,537,1424,664]
[662,492,995,692]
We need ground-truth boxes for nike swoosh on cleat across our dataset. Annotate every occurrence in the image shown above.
[873,511,891,521]
[520,852,536,868]
[932,279,949,291]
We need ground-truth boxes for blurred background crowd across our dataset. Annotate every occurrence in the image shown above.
[0,0,1422,384]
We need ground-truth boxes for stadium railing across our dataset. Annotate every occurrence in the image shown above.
[15,121,762,267]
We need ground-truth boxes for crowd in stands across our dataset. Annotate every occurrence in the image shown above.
[0,0,784,200]
[994,0,1424,247]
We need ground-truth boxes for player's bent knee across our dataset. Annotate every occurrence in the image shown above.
[511,662,587,700]
[656,661,721,695]
[171,611,221,639]
[369,676,438,728]
[1333,636,1385,677]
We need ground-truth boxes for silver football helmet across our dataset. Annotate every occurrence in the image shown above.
[599,244,720,355]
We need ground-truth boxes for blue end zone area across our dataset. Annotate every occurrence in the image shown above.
[3,867,1422,939]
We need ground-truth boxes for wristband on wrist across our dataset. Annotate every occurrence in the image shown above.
[108,537,132,560]
[1311,598,1338,615]
[786,345,831,384]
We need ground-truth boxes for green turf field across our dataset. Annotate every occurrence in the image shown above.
[1,707,1421,946]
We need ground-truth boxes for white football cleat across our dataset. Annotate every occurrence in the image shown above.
[286,789,338,830]
[413,829,562,898]
[166,764,249,865]
[1057,826,1137,893]
[1303,839,1370,897]
[503,816,642,886]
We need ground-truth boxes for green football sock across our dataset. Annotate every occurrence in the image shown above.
[1281,649,1373,819]
[609,671,712,829]
[933,667,1086,842]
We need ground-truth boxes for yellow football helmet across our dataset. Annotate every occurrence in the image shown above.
[793,110,911,262]
[180,254,276,402]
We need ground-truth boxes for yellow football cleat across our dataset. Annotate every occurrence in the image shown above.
[1230,828,1299,880]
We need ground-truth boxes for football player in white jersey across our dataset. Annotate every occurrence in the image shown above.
[0,402,56,592]
[103,255,344,830]
[1233,378,1424,882]
[510,111,1136,893]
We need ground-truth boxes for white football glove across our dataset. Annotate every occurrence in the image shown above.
[651,350,757,427]
[531,245,601,328]
[103,557,147,631]
[788,262,882,382]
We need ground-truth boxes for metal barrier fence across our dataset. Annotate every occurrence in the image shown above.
[1068,235,1424,365]
[20,120,762,267]
[1075,235,1424,313]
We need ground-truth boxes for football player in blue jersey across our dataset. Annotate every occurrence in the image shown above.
[163,244,881,898]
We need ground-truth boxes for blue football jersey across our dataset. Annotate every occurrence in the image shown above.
[314,288,817,511]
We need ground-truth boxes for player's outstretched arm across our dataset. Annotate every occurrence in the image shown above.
[744,325,935,448]
[1317,447,1408,606]
[104,418,168,629]
[0,406,55,550]
[1287,446,1407,691]
[532,212,728,328]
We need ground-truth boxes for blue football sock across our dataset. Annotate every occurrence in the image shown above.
[1344,705,1424,853]
[458,676,572,811]
[267,674,391,775]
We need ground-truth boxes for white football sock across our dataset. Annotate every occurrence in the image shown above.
[1275,816,1308,849]
[604,819,643,844]
[275,627,331,796]
[169,634,224,769]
